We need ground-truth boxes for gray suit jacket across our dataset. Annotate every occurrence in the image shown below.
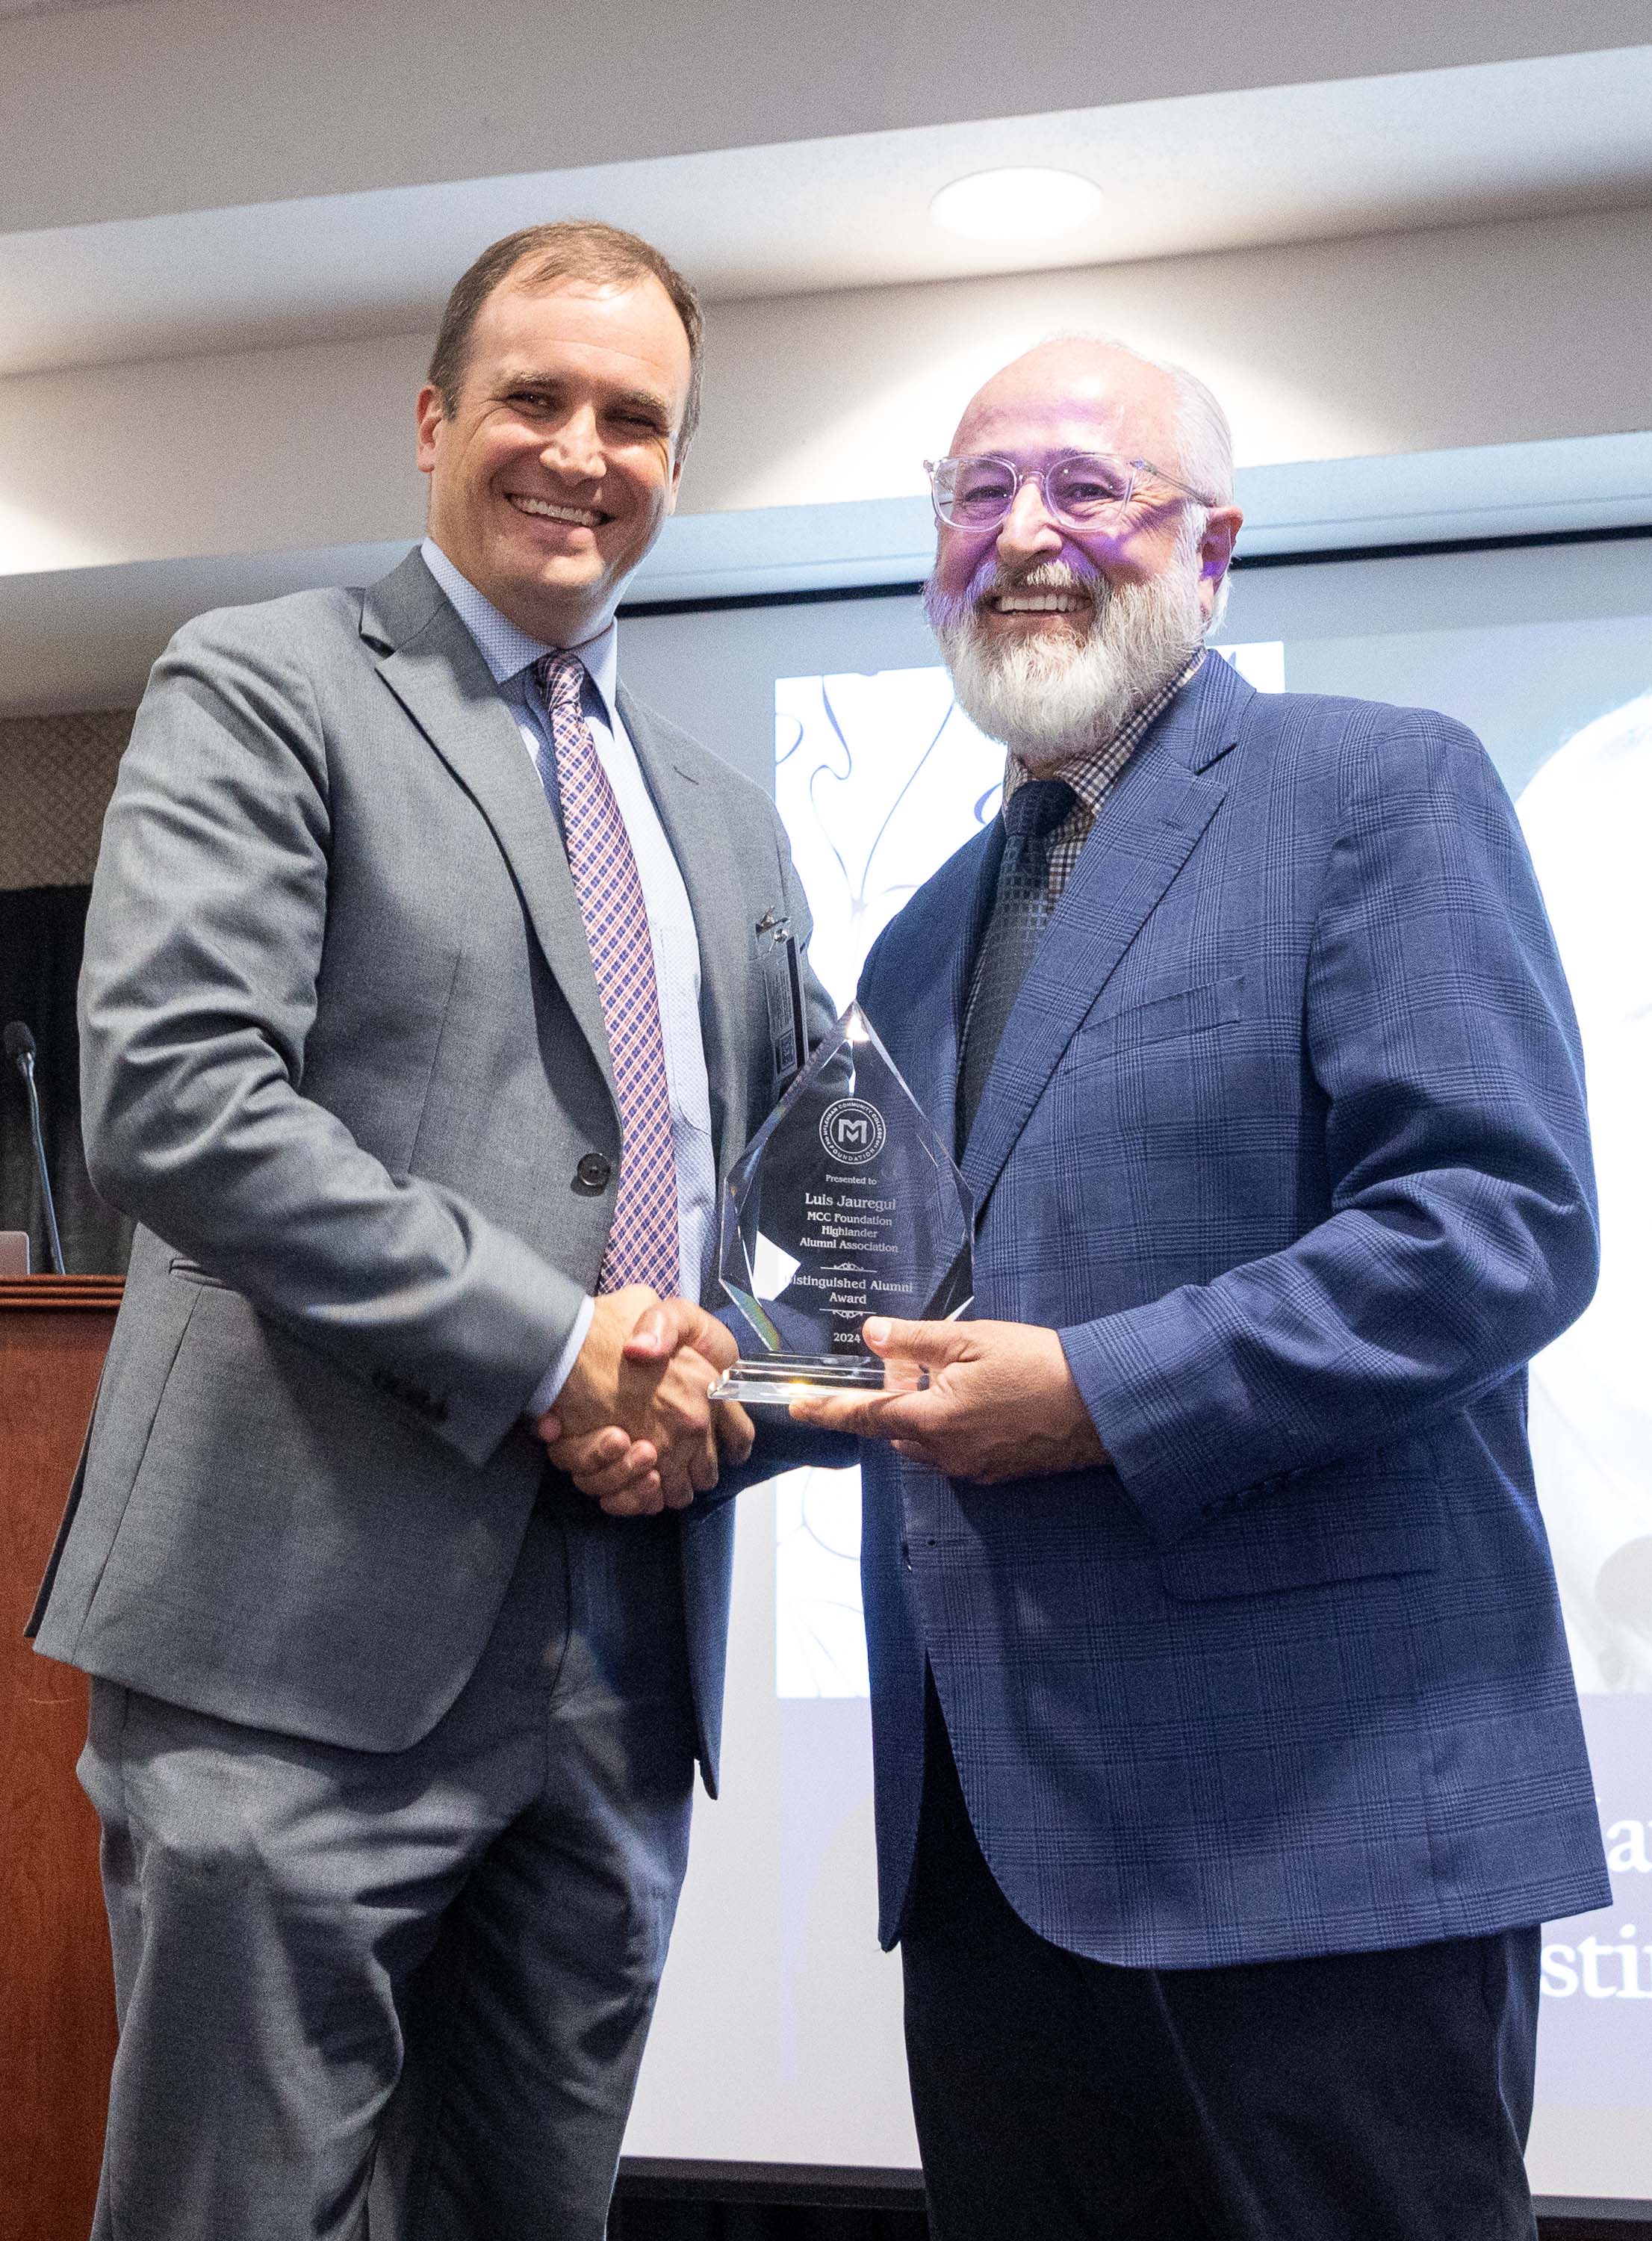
[31,548,835,1779]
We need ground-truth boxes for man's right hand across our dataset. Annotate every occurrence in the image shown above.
[534,1289,751,1512]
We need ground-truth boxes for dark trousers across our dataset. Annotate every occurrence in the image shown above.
[901,1687,1540,2241]
[80,1494,696,2241]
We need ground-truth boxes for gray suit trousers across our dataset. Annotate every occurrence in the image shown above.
[79,1491,695,2241]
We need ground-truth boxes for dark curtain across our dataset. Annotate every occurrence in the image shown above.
[603,2189,1640,2240]
[0,884,131,1275]
[603,2191,1639,2240]
[608,2200,926,2240]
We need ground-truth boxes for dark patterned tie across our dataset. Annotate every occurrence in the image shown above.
[535,652,680,1297]
[956,778,1075,1153]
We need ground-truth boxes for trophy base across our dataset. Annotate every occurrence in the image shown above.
[707,1355,920,1406]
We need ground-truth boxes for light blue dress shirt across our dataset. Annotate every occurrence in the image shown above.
[421,539,718,1414]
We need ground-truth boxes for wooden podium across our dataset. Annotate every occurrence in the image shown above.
[0,1276,123,2241]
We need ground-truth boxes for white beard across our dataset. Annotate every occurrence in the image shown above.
[925,554,1208,774]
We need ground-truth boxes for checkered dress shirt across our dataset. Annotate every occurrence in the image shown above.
[1001,650,1206,905]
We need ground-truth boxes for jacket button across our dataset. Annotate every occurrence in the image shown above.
[573,1153,612,1194]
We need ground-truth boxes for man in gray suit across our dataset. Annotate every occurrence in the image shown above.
[30,220,834,2240]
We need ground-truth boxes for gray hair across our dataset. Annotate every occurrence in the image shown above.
[1166,362,1235,509]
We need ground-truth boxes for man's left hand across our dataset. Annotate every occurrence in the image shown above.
[789,1315,1108,1482]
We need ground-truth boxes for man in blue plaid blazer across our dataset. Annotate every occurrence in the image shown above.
[788,340,1611,2240]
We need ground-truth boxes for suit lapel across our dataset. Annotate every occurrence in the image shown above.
[960,657,1248,1210]
[618,686,753,1179]
[362,551,615,1100]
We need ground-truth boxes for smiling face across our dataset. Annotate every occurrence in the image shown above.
[929,341,1224,639]
[924,341,1242,769]
[415,270,692,645]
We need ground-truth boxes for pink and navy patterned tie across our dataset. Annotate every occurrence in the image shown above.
[535,652,680,1297]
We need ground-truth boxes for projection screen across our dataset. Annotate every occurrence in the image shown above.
[616,529,1652,2201]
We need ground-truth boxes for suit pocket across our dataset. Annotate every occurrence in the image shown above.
[1070,972,1246,1061]
[169,1256,235,1292]
[1159,1439,1442,1601]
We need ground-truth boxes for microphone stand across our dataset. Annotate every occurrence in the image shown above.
[5,1027,66,1275]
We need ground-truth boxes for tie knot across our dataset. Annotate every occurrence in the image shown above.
[1003,777,1075,842]
[535,650,587,718]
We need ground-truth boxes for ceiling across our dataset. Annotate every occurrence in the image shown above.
[0,0,129,15]
[1,46,1650,381]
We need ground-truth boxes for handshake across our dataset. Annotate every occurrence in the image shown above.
[532,1290,1112,1516]
[530,1286,753,1517]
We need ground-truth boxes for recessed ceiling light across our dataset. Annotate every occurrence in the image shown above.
[929,167,1103,244]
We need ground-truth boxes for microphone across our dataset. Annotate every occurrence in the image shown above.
[4,1020,67,1275]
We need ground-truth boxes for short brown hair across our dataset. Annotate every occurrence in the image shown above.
[427,220,704,448]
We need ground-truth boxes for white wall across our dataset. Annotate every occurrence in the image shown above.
[0,332,431,574]
[683,207,1652,514]
[3,205,1648,585]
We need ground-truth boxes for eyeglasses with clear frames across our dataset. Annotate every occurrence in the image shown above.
[925,450,1216,532]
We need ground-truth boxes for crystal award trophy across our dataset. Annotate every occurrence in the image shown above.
[708,997,974,1404]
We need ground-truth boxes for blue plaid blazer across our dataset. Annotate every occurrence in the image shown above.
[857,653,1610,1967]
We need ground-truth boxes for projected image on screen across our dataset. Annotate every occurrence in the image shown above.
[763,624,1652,2176]
[1519,692,1652,1699]
[622,551,1652,2196]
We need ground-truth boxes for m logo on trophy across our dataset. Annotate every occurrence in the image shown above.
[709,929,973,1404]
[819,1098,886,1165]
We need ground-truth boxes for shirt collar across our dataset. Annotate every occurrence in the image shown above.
[420,537,621,729]
[1003,649,1205,817]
